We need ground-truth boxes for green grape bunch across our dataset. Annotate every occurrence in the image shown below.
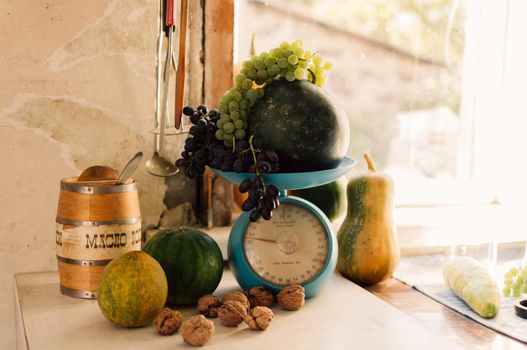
[216,39,333,148]
[502,265,527,297]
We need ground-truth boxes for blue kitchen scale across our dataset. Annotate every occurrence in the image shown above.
[212,156,356,298]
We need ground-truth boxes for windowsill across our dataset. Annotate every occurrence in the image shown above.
[395,204,527,255]
[199,203,527,259]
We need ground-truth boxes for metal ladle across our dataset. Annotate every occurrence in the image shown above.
[146,0,178,177]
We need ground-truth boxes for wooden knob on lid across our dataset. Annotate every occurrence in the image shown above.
[78,165,119,182]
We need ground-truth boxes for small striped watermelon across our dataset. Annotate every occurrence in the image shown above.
[143,227,223,305]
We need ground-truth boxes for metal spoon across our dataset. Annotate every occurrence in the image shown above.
[116,151,144,185]
[146,0,179,177]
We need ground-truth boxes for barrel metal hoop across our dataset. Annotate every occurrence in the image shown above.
[60,285,97,299]
[60,182,136,194]
[56,217,141,226]
[56,255,112,267]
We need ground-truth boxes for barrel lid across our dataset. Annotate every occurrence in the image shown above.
[60,177,136,194]
[60,165,137,194]
[78,165,118,182]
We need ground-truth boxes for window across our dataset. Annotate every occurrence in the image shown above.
[236,0,527,250]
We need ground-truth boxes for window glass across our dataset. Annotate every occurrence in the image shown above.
[237,0,468,206]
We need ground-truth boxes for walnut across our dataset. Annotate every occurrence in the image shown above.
[247,286,275,308]
[180,315,214,346]
[154,307,182,335]
[197,294,221,318]
[222,291,250,311]
[244,306,274,330]
[218,300,248,327]
[277,284,305,311]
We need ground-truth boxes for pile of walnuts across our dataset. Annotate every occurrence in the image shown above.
[153,284,305,346]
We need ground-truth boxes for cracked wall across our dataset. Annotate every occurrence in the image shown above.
[0,0,203,347]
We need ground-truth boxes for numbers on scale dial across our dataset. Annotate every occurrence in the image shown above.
[243,202,329,285]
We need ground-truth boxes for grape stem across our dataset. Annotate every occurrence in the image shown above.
[248,135,259,176]
[307,68,316,85]
[298,50,319,62]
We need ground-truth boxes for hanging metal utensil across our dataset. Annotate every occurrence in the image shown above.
[153,0,164,151]
[174,0,189,129]
[153,0,179,137]
[146,0,179,177]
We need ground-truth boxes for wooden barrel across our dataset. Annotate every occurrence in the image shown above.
[56,177,142,299]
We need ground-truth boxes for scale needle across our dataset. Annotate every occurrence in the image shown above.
[251,237,277,244]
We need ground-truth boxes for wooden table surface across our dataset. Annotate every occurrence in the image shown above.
[365,279,526,349]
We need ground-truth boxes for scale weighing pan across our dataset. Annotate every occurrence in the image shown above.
[211,156,356,190]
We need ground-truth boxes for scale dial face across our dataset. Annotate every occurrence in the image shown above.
[243,202,329,286]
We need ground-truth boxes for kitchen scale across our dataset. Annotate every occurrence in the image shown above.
[212,156,356,298]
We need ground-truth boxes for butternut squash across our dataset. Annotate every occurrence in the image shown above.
[337,153,399,285]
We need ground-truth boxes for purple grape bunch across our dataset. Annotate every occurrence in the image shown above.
[175,104,221,179]
[231,141,280,174]
[176,104,282,221]
[239,176,280,222]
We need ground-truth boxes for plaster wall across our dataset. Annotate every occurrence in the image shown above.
[0,1,201,347]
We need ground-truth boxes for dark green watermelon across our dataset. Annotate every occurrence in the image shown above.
[249,79,350,172]
[143,227,223,305]
[290,176,347,221]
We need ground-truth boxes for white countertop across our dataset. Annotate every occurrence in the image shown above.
[15,269,458,350]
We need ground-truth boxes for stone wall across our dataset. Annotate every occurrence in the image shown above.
[0,1,203,347]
